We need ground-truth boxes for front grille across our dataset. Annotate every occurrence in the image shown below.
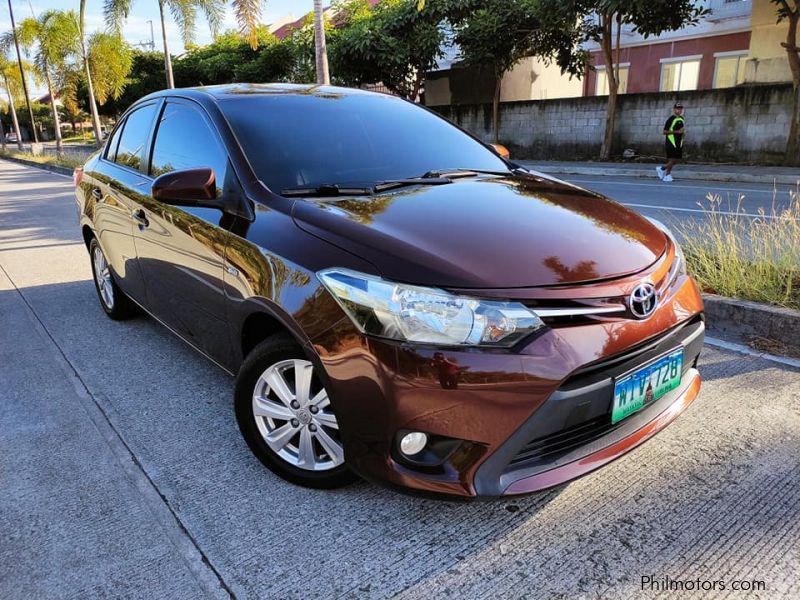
[508,416,624,467]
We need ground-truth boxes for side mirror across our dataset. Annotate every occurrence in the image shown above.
[489,143,510,160]
[152,167,217,207]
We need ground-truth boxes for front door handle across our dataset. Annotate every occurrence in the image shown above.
[132,208,149,228]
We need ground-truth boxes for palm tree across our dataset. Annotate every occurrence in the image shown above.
[313,0,330,85]
[5,0,37,144]
[105,0,225,89]
[0,55,26,151]
[12,11,78,152]
[79,1,105,146]
[231,0,263,50]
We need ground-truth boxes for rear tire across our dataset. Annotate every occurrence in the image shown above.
[235,334,357,489]
[89,238,138,320]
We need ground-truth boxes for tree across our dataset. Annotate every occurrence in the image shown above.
[454,0,585,142]
[232,0,265,49]
[86,32,133,106]
[550,0,707,160]
[105,0,225,89]
[80,1,105,145]
[0,55,27,149]
[332,0,449,100]
[51,8,132,145]
[92,50,165,117]
[773,1,800,165]
[61,102,89,136]
[105,1,268,88]
[13,11,78,152]
[174,28,293,86]
[314,0,330,84]
[5,0,38,143]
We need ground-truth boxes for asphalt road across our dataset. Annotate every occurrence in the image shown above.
[557,173,799,231]
[2,159,800,599]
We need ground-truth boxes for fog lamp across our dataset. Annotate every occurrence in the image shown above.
[399,432,428,456]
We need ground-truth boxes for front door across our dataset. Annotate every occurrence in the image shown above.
[132,99,238,367]
[89,102,161,305]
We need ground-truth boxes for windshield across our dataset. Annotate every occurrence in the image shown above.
[219,91,509,193]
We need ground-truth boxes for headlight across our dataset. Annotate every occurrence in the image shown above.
[318,268,544,347]
[647,218,687,279]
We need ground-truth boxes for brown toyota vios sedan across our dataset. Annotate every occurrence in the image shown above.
[74,84,704,498]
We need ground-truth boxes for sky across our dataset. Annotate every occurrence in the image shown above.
[1,1,316,95]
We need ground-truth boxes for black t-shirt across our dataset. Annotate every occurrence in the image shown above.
[664,115,685,147]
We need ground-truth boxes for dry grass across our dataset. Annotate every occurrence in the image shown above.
[677,188,800,311]
[0,150,85,170]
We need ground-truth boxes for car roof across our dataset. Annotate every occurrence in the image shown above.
[137,83,382,105]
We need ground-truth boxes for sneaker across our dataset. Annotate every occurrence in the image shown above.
[663,174,673,182]
[656,166,665,180]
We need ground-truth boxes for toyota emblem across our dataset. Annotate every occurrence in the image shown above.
[629,283,658,319]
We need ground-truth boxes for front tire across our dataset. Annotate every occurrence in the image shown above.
[89,238,138,320]
[235,334,356,489]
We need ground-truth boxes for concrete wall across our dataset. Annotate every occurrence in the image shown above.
[433,84,794,164]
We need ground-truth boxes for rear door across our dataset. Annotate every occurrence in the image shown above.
[132,98,238,366]
[88,101,161,305]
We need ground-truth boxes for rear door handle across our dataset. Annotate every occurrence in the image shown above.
[132,208,149,228]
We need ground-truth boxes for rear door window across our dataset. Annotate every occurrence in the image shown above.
[114,103,158,172]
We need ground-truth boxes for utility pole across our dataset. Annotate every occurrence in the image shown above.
[6,0,38,144]
[134,20,156,51]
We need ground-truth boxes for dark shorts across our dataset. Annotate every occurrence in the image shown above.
[665,143,683,160]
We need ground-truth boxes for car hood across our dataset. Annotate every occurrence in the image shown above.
[291,173,667,289]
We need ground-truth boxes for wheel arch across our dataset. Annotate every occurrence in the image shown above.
[237,299,316,364]
[81,224,95,250]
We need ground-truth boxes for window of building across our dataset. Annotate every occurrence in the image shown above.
[660,57,701,92]
[595,65,630,95]
[713,52,748,88]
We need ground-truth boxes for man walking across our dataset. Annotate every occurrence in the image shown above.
[656,102,685,183]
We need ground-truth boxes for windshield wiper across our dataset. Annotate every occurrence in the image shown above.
[373,176,453,192]
[419,168,510,179]
[280,183,375,197]
[281,168,512,197]
[373,168,512,192]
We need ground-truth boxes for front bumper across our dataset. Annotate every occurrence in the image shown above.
[500,368,701,495]
[310,276,705,498]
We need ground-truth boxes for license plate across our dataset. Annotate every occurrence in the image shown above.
[612,349,684,424]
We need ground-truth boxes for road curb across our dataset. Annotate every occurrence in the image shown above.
[0,155,74,177]
[702,293,800,351]
[527,165,800,186]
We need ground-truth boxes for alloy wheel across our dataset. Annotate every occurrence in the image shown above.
[92,245,114,310]
[252,359,344,471]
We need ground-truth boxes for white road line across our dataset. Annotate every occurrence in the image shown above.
[705,336,800,369]
[569,178,793,194]
[618,202,796,219]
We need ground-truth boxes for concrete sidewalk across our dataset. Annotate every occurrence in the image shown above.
[0,163,228,598]
[520,160,800,186]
